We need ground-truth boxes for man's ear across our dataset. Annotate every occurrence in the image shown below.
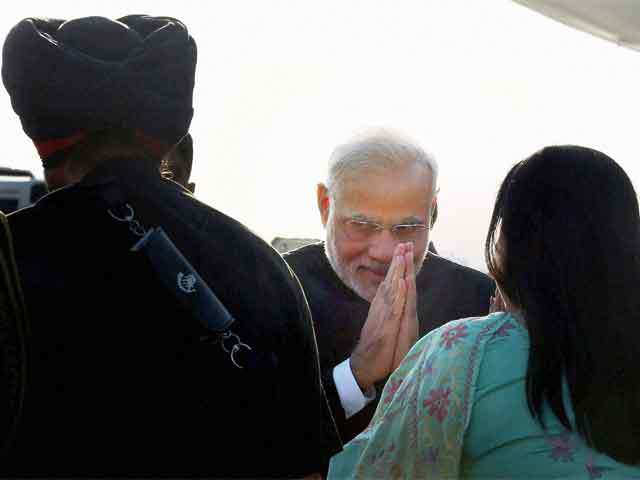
[430,196,438,228]
[317,183,331,227]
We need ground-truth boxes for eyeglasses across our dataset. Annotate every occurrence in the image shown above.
[342,218,428,242]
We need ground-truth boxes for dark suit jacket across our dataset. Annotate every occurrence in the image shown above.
[285,242,494,442]
[4,160,340,477]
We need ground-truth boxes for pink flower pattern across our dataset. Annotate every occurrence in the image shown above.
[383,378,403,405]
[331,315,638,479]
[585,453,611,479]
[494,321,516,337]
[547,433,575,462]
[423,387,452,422]
[586,462,606,479]
[440,324,469,349]
[404,348,423,364]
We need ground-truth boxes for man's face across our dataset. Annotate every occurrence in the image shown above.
[321,163,435,302]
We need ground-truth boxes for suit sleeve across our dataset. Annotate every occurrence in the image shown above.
[283,268,343,474]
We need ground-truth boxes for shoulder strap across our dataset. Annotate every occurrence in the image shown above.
[84,178,251,369]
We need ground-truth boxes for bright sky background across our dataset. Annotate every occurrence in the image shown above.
[1,1,638,270]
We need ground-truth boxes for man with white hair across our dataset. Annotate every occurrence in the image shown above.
[285,129,493,441]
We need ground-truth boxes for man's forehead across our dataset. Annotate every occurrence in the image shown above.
[336,162,432,192]
[332,172,434,222]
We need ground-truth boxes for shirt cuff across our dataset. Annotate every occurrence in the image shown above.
[332,358,376,419]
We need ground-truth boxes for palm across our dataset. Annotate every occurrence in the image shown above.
[351,243,419,391]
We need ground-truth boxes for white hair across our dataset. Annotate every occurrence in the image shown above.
[326,128,439,196]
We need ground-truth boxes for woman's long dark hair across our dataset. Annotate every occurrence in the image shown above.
[486,145,640,464]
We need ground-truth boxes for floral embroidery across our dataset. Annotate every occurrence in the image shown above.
[585,453,611,479]
[423,387,452,422]
[547,433,575,462]
[494,321,516,337]
[332,315,608,480]
[440,324,469,349]
[383,379,403,405]
[586,462,606,479]
[404,349,423,364]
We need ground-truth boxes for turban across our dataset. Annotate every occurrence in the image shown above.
[2,15,197,167]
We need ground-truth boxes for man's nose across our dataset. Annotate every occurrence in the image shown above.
[367,229,398,264]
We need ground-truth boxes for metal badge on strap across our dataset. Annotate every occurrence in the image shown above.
[108,203,252,368]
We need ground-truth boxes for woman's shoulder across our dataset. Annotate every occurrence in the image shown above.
[393,312,521,383]
[424,311,523,348]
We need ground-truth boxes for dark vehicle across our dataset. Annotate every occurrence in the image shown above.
[0,167,47,213]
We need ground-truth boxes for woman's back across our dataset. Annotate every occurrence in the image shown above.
[329,313,640,478]
[464,314,639,478]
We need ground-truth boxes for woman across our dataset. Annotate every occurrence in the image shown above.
[329,145,640,478]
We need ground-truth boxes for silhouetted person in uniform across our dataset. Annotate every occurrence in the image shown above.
[1,15,340,477]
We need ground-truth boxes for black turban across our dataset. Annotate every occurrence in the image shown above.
[2,15,197,166]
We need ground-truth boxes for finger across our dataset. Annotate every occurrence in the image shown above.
[386,278,407,356]
[384,276,407,377]
[385,251,406,314]
[404,242,415,280]
[367,262,395,331]
[401,243,416,302]
[403,257,418,321]
[381,252,402,307]
[377,247,403,296]
[391,277,407,321]
[392,246,418,366]
[404,249,417,318]
[376,255,406,339]
[383,247,403,286]
[398,244,415,318]
[394,248,406,286]
[389,246,406,289]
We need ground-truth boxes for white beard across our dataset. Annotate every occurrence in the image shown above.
[324,219,377,302]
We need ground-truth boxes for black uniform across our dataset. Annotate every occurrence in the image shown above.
[285,242,494,442]
[4,160,341,477]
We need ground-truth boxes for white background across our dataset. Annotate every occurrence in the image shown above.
[1,0,638,270]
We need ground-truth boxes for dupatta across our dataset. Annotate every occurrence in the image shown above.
[329,313,512,479]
